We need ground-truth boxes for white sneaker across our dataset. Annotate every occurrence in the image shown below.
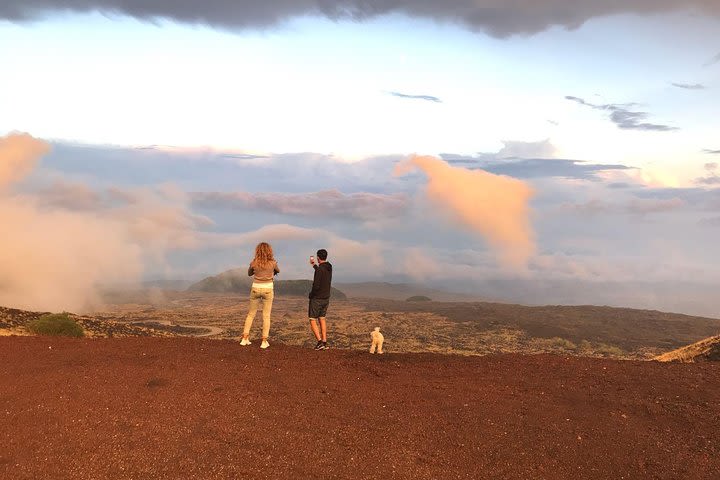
[260,340,270,349]
[240,338,251,346]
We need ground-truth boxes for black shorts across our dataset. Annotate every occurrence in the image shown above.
[308,298,330,319]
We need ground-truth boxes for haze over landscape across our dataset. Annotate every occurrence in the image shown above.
[2,2,720,315]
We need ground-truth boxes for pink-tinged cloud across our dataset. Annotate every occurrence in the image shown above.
[402,247,443,282]
[0,132,51,189]
[395,155,535,269]
[0,133,214,312]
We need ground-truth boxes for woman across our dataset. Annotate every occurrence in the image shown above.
[241,242,280,349]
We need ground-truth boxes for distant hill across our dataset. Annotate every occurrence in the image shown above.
[187,268,251,293]
[406,295,432,302]
[336,282,480,302]
[187,269,347,300]
[655,335,720,362]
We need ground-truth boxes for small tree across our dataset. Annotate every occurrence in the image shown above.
[27,313,85,338]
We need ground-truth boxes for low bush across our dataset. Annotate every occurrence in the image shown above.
[26,313,85,338]
[592,342,625,358]
[579,340,624,358]
[531,337,577,351]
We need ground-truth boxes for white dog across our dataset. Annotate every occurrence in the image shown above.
[370,327,384,354]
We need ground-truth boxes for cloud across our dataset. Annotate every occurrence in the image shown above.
[4,1,720,38]
[0,133,140,312]
[496,139,556,159]
[703,149,720,155]
[198,224,320,249]
[563,197,687,216]
[395,155,535,269]
[11,138,720,316]
[0,133,216,312]
[42,142,406,194]
[704,52,720,66]
[389,92,442,103]
[34,180,103,210]
[565,95,678,132]
[7,138,404,306]
[695,162,720,185]
[190,189,408,220]
[402,248,443,282]
[480,158,631,180]
[442,140,632,181]
[325,236,386,276]
[671,82,707,90]
[195,223,387,280]
[0,132,51,189]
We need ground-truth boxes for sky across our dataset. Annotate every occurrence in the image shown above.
[2,1,720,315]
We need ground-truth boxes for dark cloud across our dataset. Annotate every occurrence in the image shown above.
[485,158,632,180]
[438,154,476,165]
[695,162,720,185]
[671,82,706,90]
[191,189,408,220]
[441,139,631,181]
[697,176,720,185]
[3,1,720,38]
[389,92,442,103]
[703,149,720,154]
[565,95,678,132]
[442,155,631,180]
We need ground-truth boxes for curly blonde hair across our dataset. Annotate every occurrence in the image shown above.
[252,242,275,269]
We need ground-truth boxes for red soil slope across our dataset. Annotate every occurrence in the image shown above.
[1,337,718,480]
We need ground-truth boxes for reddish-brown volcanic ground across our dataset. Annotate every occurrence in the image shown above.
[1,337,718,480]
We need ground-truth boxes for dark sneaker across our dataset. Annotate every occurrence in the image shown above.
[322,342,328,350]
[314,341,324,350]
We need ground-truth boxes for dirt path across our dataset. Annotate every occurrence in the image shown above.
[1,336,718,479]
[130,320,224,337]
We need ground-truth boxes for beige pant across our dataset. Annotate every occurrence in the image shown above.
[243,288,274,339]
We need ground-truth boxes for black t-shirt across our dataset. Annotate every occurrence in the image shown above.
[309,262,333,299]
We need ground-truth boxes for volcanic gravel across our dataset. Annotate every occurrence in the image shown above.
[1,336,718,479]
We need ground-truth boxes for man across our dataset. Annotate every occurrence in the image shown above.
[309,249,333,350]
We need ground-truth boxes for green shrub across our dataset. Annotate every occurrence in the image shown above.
[578,339,624,358]
[592,342,625,358]
[550,337,577,350]
[27,313,85,338]
[531,337,577,351]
